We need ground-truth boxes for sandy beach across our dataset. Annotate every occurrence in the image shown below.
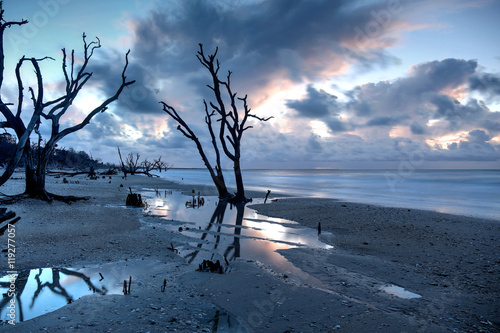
[0,172,499,332]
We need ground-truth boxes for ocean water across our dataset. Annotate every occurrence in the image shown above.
[158,169,500,220]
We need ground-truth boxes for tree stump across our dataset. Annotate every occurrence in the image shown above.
[126,187,145,207]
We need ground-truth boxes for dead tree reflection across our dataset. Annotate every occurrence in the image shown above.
[184,201,246,264]
[223,202,245,261]
[185,201,228,264]
[31,268,108,308]
[1,268,107,323]
[0,270,30,322]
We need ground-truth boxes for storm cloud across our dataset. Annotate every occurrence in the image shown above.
[3,0,499,168]
[284,57,500,163]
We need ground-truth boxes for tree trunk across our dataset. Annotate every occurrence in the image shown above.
[191,134,231,200]
[233,159,245,201]
[210,169,231,200]
[24,166,48,199]
[23,145,51,199]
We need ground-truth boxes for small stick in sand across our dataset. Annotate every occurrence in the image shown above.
[264,190,271,204]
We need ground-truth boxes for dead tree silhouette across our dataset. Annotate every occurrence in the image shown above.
[0,3,135,201]
[162,44,272,202]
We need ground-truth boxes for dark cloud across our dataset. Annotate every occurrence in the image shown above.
[279,56,500,165]
[129,0,411,98]
[307,135,323,152]
[326,118,350,132]
[469,72,500,99]
[340,59,494,134]
[467,129,491,143]
[285,85,339,118]
[410,121,426,135]
[444,130,499,161]
[342,59,479,120]
[365,115,408,127]
[138,132,190,150]
[285,85,353,133]
[480,119,500,134]
[431,96,488,130]
[407,58,477,92]
[89,51,163,115]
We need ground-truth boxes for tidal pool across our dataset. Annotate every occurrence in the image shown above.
[0,263,128,323]
[0,189,333,325]
[141,190,333,287]
[380,285,422,299]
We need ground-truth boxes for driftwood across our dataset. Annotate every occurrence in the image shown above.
[0,208,20,236]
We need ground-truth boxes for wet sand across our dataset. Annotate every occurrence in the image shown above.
[0,172,499,332]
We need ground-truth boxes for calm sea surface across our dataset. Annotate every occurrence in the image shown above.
[158,169,500,220]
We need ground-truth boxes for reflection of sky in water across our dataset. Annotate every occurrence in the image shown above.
[142,190,332,286]
[381,285,422,299]
[0,262,149,323]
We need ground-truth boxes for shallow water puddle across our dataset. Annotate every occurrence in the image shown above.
[381,285,422,299]
[0,261,149,323]
[141,190,333,287]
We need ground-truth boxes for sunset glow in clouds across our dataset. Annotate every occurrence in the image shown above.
[2,0,500,169]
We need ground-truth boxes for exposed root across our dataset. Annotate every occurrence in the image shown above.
[0,192,89,204]
[0,208,21,236]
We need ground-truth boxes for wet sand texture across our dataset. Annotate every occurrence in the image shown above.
[0,174,498,332]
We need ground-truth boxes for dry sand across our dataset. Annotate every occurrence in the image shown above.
[0,172,498,332]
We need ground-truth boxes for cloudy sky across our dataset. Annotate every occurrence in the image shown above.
[2,0,500,169]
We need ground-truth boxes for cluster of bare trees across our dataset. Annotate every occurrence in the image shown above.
[117,147,170,177]
[0,4,269,203]
[162,44,271,202]
[0,3,134,201]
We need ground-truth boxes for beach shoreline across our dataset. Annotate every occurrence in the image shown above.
[0,172,499,332]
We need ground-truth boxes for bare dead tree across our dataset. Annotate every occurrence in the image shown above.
[0,2,33,187]
[117,147,171,177]
[118,147,141,176]
[161,101,231,199]
[162,44,272,202]
[141,156,171,176]
[0,1,135,201]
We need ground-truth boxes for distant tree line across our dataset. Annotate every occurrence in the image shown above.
[0,132,110,170]
[0,132,15,166]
